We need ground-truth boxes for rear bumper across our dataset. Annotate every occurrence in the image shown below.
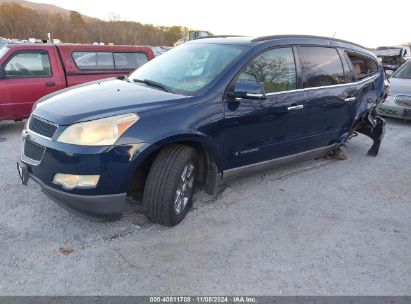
[29,173,126,221]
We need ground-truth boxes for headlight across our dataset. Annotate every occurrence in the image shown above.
[57,113,139,146]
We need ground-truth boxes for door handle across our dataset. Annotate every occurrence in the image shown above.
[345,97,356,102]
[246,93,265,98]
[46,82,56,87]
[287,105,304,111]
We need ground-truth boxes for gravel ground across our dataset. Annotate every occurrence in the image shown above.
[0,118,410,295]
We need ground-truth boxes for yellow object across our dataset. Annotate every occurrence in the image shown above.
[174,30,212,47]
[53,174,100,190]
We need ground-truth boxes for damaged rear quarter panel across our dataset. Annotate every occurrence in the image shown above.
[354,73,385,120]
[351,72,386,156]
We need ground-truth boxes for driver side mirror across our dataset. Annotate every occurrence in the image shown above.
[0,66,5,79]
[229,80,266,100]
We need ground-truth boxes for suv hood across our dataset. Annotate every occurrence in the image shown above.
[389,78,411,96]
[33,78,189,125]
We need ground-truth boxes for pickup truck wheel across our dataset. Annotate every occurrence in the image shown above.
[143,145,197,226]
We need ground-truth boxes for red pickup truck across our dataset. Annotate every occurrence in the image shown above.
[0,44,155,121]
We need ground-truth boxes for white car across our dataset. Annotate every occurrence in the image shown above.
[377,61,411,120]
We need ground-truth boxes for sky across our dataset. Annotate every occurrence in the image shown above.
[29,0,410,48]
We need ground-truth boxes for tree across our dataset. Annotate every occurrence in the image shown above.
[0,3,187,46]
[69,11,89,43]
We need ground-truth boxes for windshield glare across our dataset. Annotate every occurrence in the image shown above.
[130,43,246,95]
[0,47,9,60]
[392,62,411,79]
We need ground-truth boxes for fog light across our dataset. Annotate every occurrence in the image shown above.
[53,174,100,190]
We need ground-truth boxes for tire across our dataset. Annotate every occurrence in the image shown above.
[143,144,197,226]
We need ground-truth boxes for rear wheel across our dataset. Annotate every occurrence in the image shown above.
[143,145,197,226]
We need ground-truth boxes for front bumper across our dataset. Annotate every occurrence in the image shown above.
[377,99,411,120]
[19,131,154,221]
[27,168,126,221]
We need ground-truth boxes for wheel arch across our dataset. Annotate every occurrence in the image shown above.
[127,132,221,198]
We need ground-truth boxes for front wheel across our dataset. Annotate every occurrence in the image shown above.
[143,145,197,226]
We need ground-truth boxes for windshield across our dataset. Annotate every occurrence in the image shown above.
[0,47,9,60]
[130,43,246,95]
[374,49,402,57]
[392,62,411,79]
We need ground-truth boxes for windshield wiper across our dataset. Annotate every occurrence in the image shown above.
[133,79,171,93]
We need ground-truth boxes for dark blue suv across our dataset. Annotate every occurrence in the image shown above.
[18,35,386,226]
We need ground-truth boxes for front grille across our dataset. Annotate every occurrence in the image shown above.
[23,139,46,164]
[28,116,57,139]
[378,108,399,117]
[394,95,411,107]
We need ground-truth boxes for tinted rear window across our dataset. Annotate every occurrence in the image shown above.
[299,47,345,88]
[346,52,378,80]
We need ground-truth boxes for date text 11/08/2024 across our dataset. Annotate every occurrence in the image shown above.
[149,296,257,303]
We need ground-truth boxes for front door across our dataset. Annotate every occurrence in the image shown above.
[223,47,308,170]
[0,50,65,120]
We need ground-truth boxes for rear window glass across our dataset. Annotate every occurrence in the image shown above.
[5,52,52,77]
[73,52,114,70]
[73,51,148,70]
[299,47,345,88]
[346,52,378,80]
[114,52,148,69]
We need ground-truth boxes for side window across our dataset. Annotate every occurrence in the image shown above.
[114,52,148,69]
[299,47,345,88]
[346,52,378,80]
[237,47,296,93]
[5,52,52,77]
[72,52,114,70]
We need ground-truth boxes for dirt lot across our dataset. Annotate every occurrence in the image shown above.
[0,118,410,295]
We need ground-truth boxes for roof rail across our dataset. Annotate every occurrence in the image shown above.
[194,35,246,40]
[251,35,366,49]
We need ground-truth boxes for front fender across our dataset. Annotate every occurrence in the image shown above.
[124,131,222,195]
[151,130,222,169]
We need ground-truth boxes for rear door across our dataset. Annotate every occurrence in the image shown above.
[297,46,357,147]
[0,48,65,120]
[343,50,380,119]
